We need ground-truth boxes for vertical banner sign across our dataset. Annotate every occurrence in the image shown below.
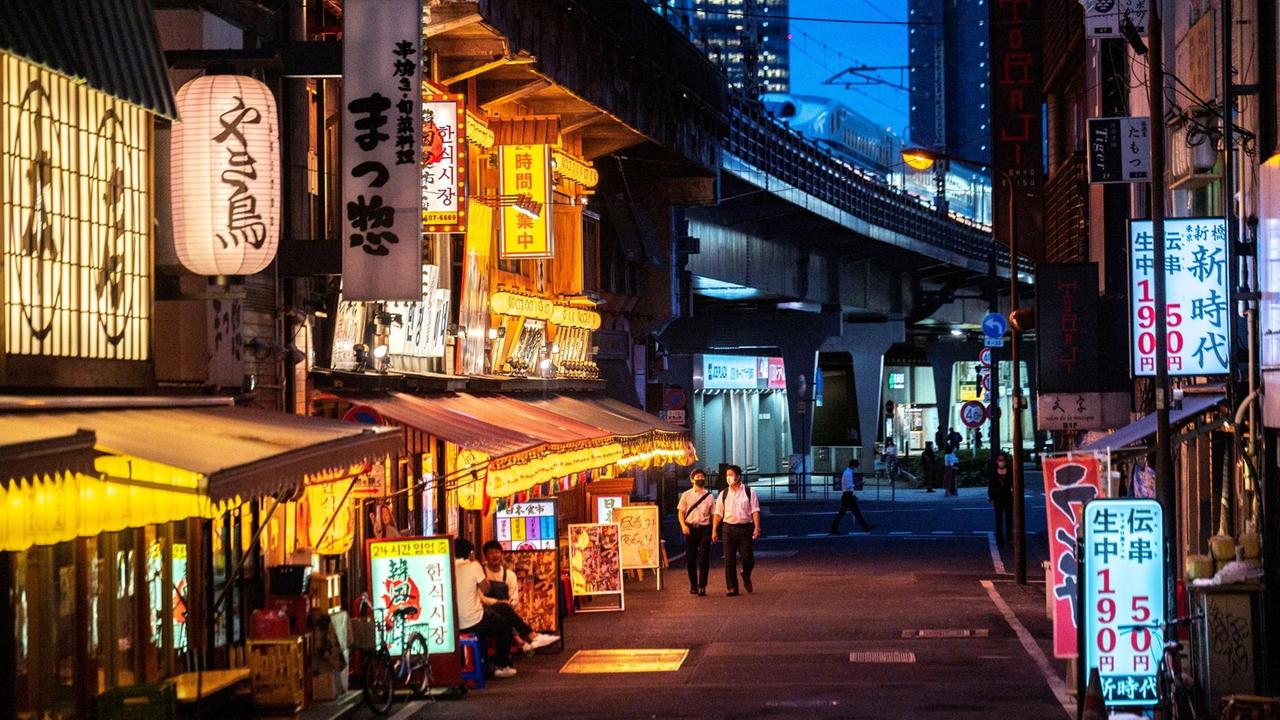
[1087,117,1151,183]
[567,523,623,597]
[1084,499,1164,706]
[494,500,558,551]
[988,0,1045,260]
[612,505,660,570]
[368,536,457,654]
[422,94,465,232]
[1260,157,1280,428]
[1037,264,1100,392]
[341,0,423,300]
[1042,453,1106,658]
[1130,218,1229,376]
[498,145,554,259]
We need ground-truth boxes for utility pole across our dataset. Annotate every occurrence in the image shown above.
[1146,5,1177,604]
[1010,182,1026,585]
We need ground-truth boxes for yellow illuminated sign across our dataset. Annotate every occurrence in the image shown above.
[498,144,553,259]
[490,291,553,319]
[550,305,601,330]
[2,52,151,361]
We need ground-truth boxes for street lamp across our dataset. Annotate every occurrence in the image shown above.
[899,147,952,216]
[900,147,1029,585]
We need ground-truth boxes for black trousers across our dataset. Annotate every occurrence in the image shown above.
[490,602,533,639]
[722,523,754,590]
[461,606,514,668]
[992,501,1013,545]
[830,491,872,532]
[684,524,712,589]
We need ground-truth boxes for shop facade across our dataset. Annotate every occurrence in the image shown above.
[690,354,792,477]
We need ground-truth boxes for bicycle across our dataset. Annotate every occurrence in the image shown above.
[1157,615,1206,720]
[357,594,432,715]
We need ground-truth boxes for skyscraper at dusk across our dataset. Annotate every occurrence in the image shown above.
[907,0,990,166]
[647,0,790,96]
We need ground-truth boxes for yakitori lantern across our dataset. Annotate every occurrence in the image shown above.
[170,75,280,275]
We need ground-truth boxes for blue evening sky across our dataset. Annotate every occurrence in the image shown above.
[786,0,910,138]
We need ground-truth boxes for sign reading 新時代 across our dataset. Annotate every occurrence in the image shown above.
[495,500,558,551]
[498,144,554,259]
[1041,453,1105,657]
[368,536,457,655]
[1129,218,1229,377]
[1084,499,1164,706]
[341,0,424,301]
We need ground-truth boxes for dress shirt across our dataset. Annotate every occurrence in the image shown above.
[714,484,760,524]
[840,467,859,492]
[678,487,716,526]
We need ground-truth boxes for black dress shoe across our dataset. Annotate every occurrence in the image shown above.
[697,588,706,596]
[690,586,699,595]
[743,577,753,593]
[726,589,740,597]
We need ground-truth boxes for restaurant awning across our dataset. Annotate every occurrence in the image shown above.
[0,397,402,551]
[522,394,697,468]
[1077,395,1226,453]
[0,428,96,485]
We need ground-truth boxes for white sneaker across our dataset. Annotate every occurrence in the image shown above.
[521,642,534,653]
[527,634,559,650]
[493,666,518,678]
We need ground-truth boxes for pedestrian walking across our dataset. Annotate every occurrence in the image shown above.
[987,451,1014,547]
[943,447,959,496]
[711,464,760,596]
[829,459,875,534]
[920,441,938,493]
[947,427,963,453]
[677,468,716,596]
[882,440,899,483]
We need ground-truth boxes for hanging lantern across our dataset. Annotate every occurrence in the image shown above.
[170,75,280,275]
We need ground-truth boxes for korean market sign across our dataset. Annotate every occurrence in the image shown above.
[1130,218,1229,376]
[341,0,423,300]
[1041,453,1106,657]
[498,144,554,259]
[422,93,466,232]
[368,537,457,654]
[495,500,558,551]
[1084,499,1164,706]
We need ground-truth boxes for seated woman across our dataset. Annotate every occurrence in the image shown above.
[479,540,559,652]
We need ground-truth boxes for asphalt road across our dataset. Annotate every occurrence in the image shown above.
[344,477,1074,720]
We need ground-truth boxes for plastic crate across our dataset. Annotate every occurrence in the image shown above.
[248,637,307,709]
[95,682,176,720]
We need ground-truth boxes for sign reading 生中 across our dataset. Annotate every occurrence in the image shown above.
[341,0,423,301]
[1129,218,1230,377]
[422,94,465,232]
[368,536,457,655]
[498,144,553,259]
[495,500,558,551]
[1084,499,1164,706]
[1088,117,1151,184]
[1041,453,1106,658]
[612,504,660,570]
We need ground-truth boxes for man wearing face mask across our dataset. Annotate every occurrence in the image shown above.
[711,465,760,596]
[677,468,716,596]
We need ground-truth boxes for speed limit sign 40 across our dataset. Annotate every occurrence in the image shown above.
[960,400,988,428]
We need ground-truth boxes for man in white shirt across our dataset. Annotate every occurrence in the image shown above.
[829,459,875,534]
[677,468,716,596]
[711,464,760,596]
[453,538,517,678]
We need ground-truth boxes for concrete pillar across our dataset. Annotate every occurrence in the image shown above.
[822,320,905,465]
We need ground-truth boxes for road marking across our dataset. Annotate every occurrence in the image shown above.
[807,532,831,537]
[850,651,916,663]
[387,700,427,720]
[985,532,1007,574]
[668,551,685,564]
[889,531,912,535]
[981,580,1074,718]
[930,530,954,535]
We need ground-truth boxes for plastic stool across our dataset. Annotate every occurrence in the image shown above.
[459,633,485,689]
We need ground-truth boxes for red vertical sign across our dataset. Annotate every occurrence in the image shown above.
[1041,453,1105,658]
[989,0,1045,261]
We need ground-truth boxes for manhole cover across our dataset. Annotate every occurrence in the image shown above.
[849,651,917,663]
[901,628,990,639]
[560,649,688,674]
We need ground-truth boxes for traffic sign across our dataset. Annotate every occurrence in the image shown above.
[981,373,992,392]
[982,312,1008,339]
[960,400,987,428]
[985,337,1005,348]
[979,347,992,367]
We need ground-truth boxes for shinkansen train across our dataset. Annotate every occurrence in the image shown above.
[761,93,992,225]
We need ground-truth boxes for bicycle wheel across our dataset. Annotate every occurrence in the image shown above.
[404,632,433,698]
[362,649,396,715]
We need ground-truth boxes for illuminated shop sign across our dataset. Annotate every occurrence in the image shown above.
[498,144,553,259]
[368,536,457,654]
[696,354,786,391]
[422,94,465,232]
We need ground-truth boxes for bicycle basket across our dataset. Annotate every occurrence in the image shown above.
[350,616,377,650]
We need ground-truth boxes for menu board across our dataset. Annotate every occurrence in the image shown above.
[495,500,557,551]
[594,495,625,524]
[508,550,560,634]
[368,536,457,654]
[612,505,660,570]
[568,523,622,597]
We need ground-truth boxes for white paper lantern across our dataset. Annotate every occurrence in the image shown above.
[171,75,280,275]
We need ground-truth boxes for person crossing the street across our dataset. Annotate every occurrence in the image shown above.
[677,468,716,596]
[711,465,760,596]
[829,459,875,534]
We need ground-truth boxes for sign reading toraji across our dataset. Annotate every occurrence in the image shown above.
[1130,218,1229,376]
[1084,499,1164,706]
[368,536,457,654]
[341,0,423,300]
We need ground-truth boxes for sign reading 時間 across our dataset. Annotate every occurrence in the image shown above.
[1084,499,1164,706]
[495,500,558,551]
[368,536,457,655]
[1041,453,1105,657]
[498,144,553,259]
[1129,218,1229,376]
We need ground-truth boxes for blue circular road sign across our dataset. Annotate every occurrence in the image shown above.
[982,312,1008,339]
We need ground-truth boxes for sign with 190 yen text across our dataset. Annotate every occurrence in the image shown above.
[1084,499,1164,706]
